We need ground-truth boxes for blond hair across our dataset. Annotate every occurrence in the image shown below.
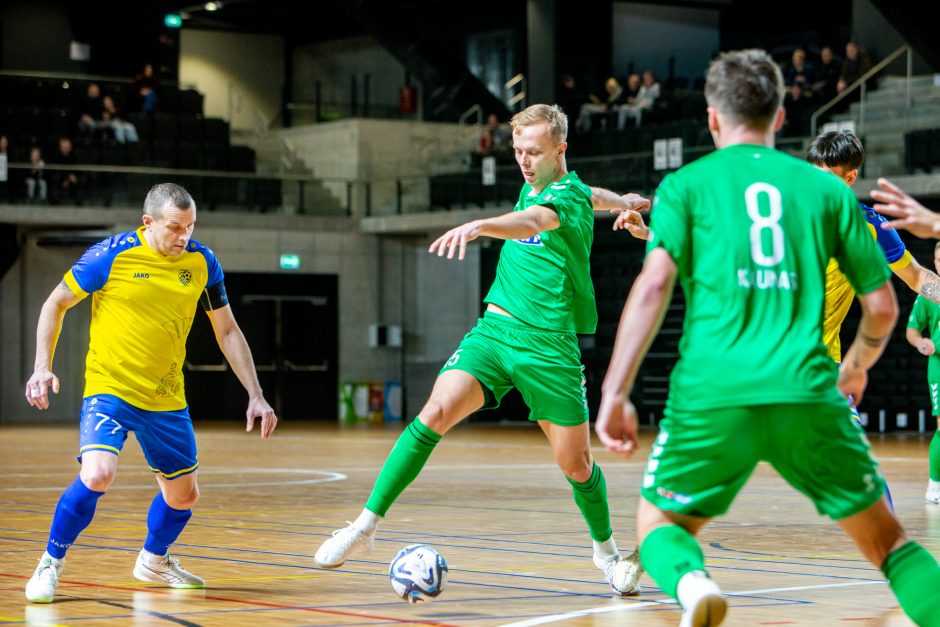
[511,104,568,144]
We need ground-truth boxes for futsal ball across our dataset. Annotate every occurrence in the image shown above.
[388,543,448,603]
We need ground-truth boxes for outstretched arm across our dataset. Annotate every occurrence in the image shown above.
[591,187,651,240]
[428,205,560,260]
[207,304,278,438]
[872,178,940,239]
[595,247,677,455]
[892,257,940,304]
[26,281,82,410]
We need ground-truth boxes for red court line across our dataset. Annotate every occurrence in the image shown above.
[0,573,459,626]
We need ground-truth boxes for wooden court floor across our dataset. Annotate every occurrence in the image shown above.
[1,421,938,626]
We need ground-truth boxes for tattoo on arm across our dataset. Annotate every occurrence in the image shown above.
[920,271,940,304]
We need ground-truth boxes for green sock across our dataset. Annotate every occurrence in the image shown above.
[640,524,706,599]
[881,541,940,627]
[567,463,612,542]
[365,419,442,517]
[930,430,940,482]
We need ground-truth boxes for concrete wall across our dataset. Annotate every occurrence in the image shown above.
[179,29,285,132]
[0,0,79,73]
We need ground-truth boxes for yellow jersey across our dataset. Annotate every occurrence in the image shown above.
[63,226,226,410]
[823,203,911,362]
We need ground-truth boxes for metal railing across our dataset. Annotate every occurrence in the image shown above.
[810,44,911,137]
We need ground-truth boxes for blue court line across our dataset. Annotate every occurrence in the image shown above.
[708,540,873,564]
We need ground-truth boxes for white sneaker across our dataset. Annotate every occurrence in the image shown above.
[25,553,64,603]
[133,549,205,588]
[314,522,375,568]
[926,487,940,505]
[678,572,727,627]
[593,549,642,596]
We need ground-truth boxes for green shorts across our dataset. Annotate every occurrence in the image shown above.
[439,311,588,426]
[929,379,940,416]
[642,402,885,521]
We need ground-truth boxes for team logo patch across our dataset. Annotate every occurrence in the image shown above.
[178,269,192,285]
[516,235,543,246]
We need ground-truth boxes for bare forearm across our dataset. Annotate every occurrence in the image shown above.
[34,302,66,370]
[918,269,940,304]
[478,212,547,240]
[591,187,624,212]
[906,327,925,347]
[601,264,675,397]
[844,313,895,371]
[218,329,264,398]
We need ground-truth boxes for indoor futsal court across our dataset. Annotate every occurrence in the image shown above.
[1,421,935,626]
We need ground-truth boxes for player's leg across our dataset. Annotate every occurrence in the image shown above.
[770,401,940,625]
[926,381,940,504]
[539,419,641,595]
[637,498,725,627]
[637,406,764,626]
[838,499,940,625]
[132,406,204,588]
[26,395,129,603]
[848,400,894,510]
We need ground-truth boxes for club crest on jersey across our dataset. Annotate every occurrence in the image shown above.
[516,234,543,246]
[178,269,193,285]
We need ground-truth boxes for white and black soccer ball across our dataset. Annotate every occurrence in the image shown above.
[388,543,448,603]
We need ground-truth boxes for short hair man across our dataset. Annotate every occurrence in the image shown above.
[596,49,940,626]
[24,183,278,603]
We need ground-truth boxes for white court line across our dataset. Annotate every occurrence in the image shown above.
[1,468,346,492]
[497,580,885,627]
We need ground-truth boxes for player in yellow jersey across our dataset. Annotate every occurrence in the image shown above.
[22,183,278,603]
[808,130,940,511]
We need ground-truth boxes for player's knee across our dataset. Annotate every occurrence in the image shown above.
[164,484,199,510]
[560,458,593,483]
[80,467,116,492]
[418,400,450,433]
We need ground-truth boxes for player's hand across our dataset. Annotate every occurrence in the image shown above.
[918,338,936,356]
[428,221,483,260]
[25,369,59,410]
[615,193,650,214]
[594,392,639,456]
[871,177,940,239]
[246,396,278,439]
[613,210,650,240]
[837,365,869,405]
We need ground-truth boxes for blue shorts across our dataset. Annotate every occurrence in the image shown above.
[78,394,198,479]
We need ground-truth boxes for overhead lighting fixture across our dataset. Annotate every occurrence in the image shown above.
[205,1,220,10]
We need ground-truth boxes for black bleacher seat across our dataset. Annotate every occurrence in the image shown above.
[160,85,180,114]
[177,141,203,169]
[178,90,204,116]
[203,118,230,145]
[178,115,204,143]
[152,113,179,143]
[229,145,256,172]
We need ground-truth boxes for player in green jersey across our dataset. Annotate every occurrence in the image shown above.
[596,49,940,627]
[905,241,940,505]
[314,103,650,595]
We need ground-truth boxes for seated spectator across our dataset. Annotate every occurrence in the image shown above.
[837,40,873,95]
[617,70,661,129]
[0,134,9,202]
[784,48,815,135]
[77,83,105,136]
[26,146,47,204]
[102,95,139,144]
[474,113,511,165]
[813,45,842,103]
[556,73,589,132]
[578,76,626,133]
[130,63,161,113]
[49,137,80,205]
[623,73,641,105]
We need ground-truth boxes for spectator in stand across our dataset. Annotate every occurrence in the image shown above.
[617,70,661,129]
[784,48,816,136]
[0,135,10,202]
[131,63,161,113]
[623,73,642,106]
[813,45,842,103]
[578,76,627,133]
[557,73,589,133]
[473,113,511,166]
[26,146,47,204]
[102,95,139,144]
[77,83,105,137]
[837,40,874,96]
[50,137,80,205]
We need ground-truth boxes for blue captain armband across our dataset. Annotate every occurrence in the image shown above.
[200,281,229,311]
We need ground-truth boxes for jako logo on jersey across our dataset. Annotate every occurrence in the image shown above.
[516,235,543,246]
[133,272,150,279]
[178,269,192,285]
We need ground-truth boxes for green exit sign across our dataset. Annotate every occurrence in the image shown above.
[280,254,301,270]
[164,13,183,28]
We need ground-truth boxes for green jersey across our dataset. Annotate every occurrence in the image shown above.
[484,171,597,334]
[907,295,940,379]
[647,144,891,412]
